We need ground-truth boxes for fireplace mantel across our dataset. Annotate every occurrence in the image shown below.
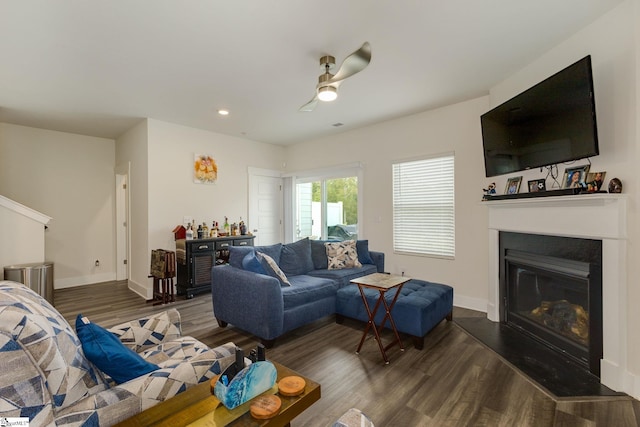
[485,193,627,392]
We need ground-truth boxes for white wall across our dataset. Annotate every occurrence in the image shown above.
[147,120,284,253]
[486,0,639,392]
[487,0,636,195]
[285,96,490,310]
[0,118,284,298]
[0,123,116,288]
[142,119,284,298]
[115,120,149,295]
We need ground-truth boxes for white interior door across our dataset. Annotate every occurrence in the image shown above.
[249,169,283,246]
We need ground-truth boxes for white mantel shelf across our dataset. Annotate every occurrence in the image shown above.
[482,194,626,241]
[484,192,628,393]
[482,193,624,208]
[482,193,626,206]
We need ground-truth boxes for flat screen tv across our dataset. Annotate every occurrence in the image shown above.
[481,55,599,177]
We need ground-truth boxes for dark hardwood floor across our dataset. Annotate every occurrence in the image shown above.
[55,281,640,427]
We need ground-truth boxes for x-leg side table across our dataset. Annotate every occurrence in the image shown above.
[351,273,410,364]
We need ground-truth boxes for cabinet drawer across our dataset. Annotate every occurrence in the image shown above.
[233,239,252,246]
[191,242,213,253]
[215,240,232,250]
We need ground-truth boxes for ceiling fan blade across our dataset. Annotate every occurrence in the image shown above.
[328,42,371,84]
[299,94,319,112]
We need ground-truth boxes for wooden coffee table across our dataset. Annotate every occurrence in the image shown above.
[116,361,320,427]
[350,273,410,364]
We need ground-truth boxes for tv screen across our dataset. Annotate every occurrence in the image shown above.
[481,55,599,177]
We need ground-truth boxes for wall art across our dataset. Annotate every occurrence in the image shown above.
[194,154,217,184]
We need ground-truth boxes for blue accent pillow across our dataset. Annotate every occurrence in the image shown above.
[228,246,255,268]
[356,240,374,265]
[75,314,159,384]
[280,238,314,276]
[242,252,267,274]
[310,240,329,270]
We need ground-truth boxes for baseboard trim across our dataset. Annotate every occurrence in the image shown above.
[54,272,116,289]
[127,279,150,300]
[453,294,487,313]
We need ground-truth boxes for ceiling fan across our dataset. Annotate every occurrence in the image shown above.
[299,42,371,112]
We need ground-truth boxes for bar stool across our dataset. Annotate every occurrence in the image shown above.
[148,249,176,305]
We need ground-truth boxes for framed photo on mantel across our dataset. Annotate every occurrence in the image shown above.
[585,171,606,192]
[562,165,590,189]
[504,176,522,195]
[528,179,546,193]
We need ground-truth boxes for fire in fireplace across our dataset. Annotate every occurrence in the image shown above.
[500,232,602,376]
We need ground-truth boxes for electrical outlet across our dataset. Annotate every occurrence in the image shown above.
[95,260,100,267]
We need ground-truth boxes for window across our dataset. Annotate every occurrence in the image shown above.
[392,154,455,258]
[294,168,360,242]
[296,176,358,241]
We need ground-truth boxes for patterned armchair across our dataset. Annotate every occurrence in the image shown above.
[0,280,236,426]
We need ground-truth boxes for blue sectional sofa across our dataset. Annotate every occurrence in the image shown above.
[211,238,384,346]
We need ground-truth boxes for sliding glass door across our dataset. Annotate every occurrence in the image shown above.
[295,176,358,241]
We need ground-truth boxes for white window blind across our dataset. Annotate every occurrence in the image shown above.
[392,154,455,258]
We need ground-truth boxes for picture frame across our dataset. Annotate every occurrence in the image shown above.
[504,176,522,195]
[194,154,218,184]
[562,165,590,189]
[528,179,546,193]
[585,171,606,192]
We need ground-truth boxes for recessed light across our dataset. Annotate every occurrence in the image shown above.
[218,109,230,116]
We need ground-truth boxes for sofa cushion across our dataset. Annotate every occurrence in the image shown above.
[310,240,329,270]
[118,338,236,412]
[326,240,362,270]
[280,238,314,276]
[282,275,339,310]
[308,264,378,288]
[242,252,267,275]
[257,252,291,286]
[356,240,374,265]
[76,315,159,384]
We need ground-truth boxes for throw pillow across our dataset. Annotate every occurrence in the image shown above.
[228,246,255,268]
[310,240,329,270]
[75,314,159,384]
[326,240,363,270]
[280,237,314,276]
[256,252,291,286]
[356,240,374,265]
[242,252,267,275]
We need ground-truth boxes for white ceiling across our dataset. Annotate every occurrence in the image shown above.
[0,1,624,145]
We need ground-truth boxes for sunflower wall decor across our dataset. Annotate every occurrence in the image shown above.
[194,154,218,184]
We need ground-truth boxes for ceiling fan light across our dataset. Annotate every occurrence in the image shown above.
[317,86,338,102]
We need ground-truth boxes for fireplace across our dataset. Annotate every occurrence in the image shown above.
[486,194,627,393]
[500,232,602,376]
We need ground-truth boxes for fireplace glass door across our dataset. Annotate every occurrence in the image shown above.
[505,250,591,368]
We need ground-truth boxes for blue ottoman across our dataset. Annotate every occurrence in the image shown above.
[335,279,454,349]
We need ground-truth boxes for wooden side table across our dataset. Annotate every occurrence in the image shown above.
[350,273,410,364]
